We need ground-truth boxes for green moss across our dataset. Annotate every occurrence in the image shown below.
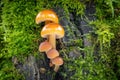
[1,0,44,79]
[0,60,24,80]
[89,20,114,52]
[50,0,85,19]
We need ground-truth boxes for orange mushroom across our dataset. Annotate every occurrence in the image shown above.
[46,49,59,59]
[41,23,64,48]
[51,56,63,72]
[39,41,52,53]
[35,9,59,24]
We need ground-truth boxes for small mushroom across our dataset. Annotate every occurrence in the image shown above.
[46,49,59,59]
[41,23,64,48]
[51,56,63,72]
[35,9,59,24]
[39,41,52,53]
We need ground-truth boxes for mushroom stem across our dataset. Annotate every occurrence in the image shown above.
[54,65,60,72]
[45,21,52,25]
[49,34,56,49]
[49,60,54,67]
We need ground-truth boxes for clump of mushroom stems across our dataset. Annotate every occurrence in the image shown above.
[36,9,64,72]
[39,40,63,72]
[48,35,62,72]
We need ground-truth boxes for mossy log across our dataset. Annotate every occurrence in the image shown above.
[13,1,95,80]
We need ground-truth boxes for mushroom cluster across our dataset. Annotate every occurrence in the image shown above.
[36,9,64,72]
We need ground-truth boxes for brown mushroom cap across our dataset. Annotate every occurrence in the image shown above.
[41,23,64,39]
[46,49,59,59]
[39,41,52,52]
[35,9,59,24]
[51,57,63,66]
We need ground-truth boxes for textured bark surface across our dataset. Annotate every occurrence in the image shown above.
[14,1,96,80]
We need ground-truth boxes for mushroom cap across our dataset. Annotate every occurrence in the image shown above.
[51,57,63,65]
[41,23,64,39]
[35,9,59,24]
[46,49,59,59]
[39,41,52,52]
